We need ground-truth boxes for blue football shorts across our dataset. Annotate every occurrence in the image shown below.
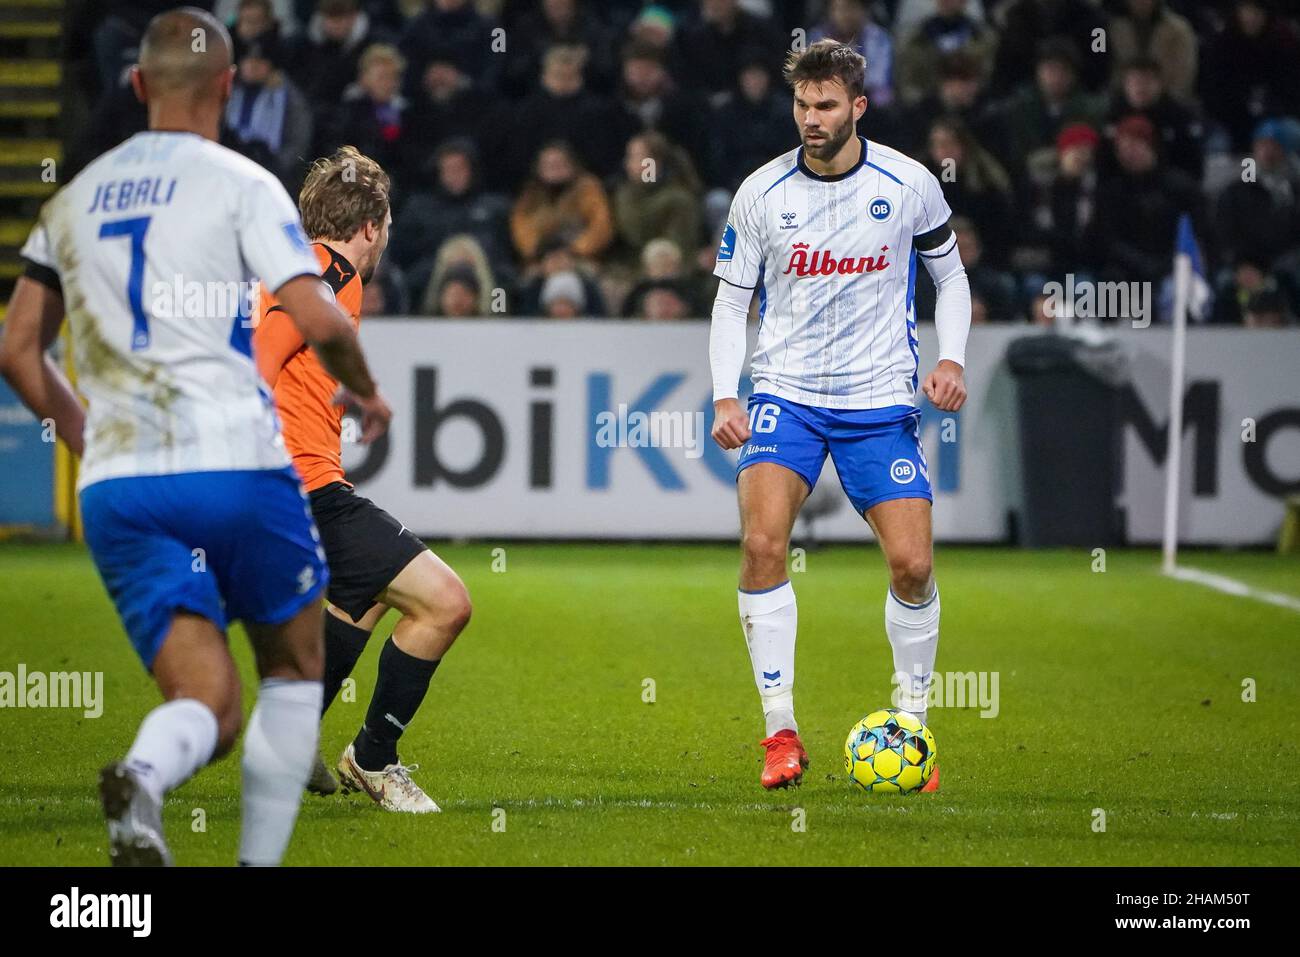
[736,392,932,514]
[80,466,329,668]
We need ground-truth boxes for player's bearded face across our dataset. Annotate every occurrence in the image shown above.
[795,83,858,162]
[801,108,855,161]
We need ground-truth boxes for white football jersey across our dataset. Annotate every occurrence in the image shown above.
[21,131,320,488]
[714,137,952,410]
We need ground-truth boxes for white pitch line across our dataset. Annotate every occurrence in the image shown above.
[1165,564,1300,614]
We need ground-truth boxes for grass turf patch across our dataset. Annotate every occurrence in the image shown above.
[0,542,1296,865]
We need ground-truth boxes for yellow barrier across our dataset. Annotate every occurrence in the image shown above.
[54,325,80,540]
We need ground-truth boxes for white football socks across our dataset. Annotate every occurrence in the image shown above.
[885,585,940,724]
[738,581,798,737]
[238,678,322,866]
[124,697,219,803]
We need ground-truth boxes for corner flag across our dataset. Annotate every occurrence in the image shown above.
[1161,214,1208,572]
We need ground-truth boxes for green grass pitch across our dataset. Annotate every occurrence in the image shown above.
[1,542,1297,866]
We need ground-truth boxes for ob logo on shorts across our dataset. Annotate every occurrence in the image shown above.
[889,458,917,484]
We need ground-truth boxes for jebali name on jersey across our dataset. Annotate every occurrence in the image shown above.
[714,137,952,410]
[20,131,321,488]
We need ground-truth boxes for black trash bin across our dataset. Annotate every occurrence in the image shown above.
[1006,333,1128,547]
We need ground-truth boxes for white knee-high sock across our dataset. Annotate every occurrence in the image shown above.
[124,698,219,802]
[738,581,798,737]
[238,678,323,866]
[885,586,940,724]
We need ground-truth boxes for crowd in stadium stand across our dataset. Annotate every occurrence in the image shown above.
[70,0,1300,326]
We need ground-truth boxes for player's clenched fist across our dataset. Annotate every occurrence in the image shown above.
[922,359,967,412]
[712,397,752,450]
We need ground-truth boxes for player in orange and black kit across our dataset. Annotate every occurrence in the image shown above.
[254,147,471,813]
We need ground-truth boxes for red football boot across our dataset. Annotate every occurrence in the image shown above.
[759,729,809,789]
[920,763,940,793]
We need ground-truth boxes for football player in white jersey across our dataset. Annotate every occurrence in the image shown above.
[709,40,971,790]
[0,7,391,864]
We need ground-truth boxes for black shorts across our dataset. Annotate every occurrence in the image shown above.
[308,482,428,621]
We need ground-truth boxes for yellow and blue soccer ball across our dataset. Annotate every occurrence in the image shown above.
[844,708,937,794]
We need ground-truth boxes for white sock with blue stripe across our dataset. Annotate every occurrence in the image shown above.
[738,581,798,737]
[885,586,940,725]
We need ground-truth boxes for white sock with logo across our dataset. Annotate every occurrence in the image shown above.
[238,678,322,866]
[738,581,798,737]
[885,586,940,725]
[124,698,218,802]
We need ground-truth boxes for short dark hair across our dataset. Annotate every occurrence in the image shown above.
[783,39,866,98]
[622,38,665,66]
[435,136,477,165]
[1036,37,1080,72]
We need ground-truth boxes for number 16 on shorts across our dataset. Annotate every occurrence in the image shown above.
[749,402,781,434]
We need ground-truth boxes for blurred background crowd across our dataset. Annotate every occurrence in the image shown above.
[66,0,1300,326]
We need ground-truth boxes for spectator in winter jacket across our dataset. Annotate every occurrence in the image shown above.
[614,40,711,183]
[709,52,800,191]
[621,238,707,318]
[418,235,498,317]
[677,0,785,101]
[611,132,702,271]
[317,43,409,189]
[925,117,1015,266]
[1091,114,1202,288]
[488,44,623,189]
[1214,119,1300,272]
[225,30,313,189]
[392,139,512,284]
[990,0,1107,96]
[404,55,489,162]
[1105,56,1204,180]
[516,237,608,318]
[399,0,501,97]
[889,49,999,156]
[511,141,614,265]
[1107,0,1198,103]
[1014,122,1101,278]
[501,0,616,97]
[985,37,1103,175]
[288,0,393,113]
[1200,0,1300,151]
[895,0,996,107]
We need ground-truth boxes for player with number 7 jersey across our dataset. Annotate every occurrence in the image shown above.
[708,40,972,791]
[0,8,389,866]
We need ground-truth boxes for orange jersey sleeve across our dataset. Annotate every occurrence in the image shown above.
[254,295,306,389]
[252,243,364,492]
